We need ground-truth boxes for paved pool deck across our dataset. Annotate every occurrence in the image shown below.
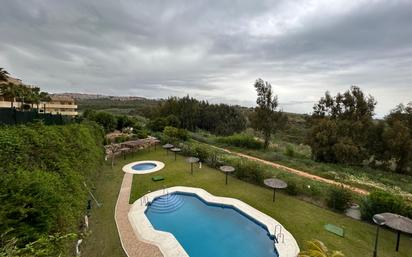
[115,173,163,257]
[116,173,299,257]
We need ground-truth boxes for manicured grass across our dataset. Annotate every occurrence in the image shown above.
[81,161,127,257]
[130,149,412,257]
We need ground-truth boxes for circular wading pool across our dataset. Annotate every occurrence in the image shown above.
[122,161,165,174]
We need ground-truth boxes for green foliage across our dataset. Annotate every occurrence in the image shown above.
[381,103,412,174]
[133,128,148,139]
[285,145,295,157]
[84,110,117,132]
[298,239,345,257]
[147,117,167,132]
[326,186,352,212]
[232,160,269,185]
[360,191,411,221]
[285,180,299,195]
[116,115,135,131]
[163,126,189,141]
[0,123,103,250]
[0,232,77,257]
[165,115,180,127]
[250,78,287,148]
[76,97,159,118]
[114,135,130,143]
[152,96,246,135]
[217,134,263,149]
[307,86,376,164]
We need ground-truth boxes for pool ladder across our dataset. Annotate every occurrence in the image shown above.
[140,188,170,206]
[273,224,285,251]
[140,191,150,206]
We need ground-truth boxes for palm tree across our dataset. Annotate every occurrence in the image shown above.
[0,82,17,108]
[0,68,9,82]
[39,91,51,113]
[298,240,345,257]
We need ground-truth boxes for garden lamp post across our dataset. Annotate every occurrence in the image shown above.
[372,214,385,257]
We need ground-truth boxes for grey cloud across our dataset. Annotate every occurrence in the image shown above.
[0,0,411,116]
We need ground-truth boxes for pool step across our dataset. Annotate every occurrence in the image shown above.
[149,194,184,213]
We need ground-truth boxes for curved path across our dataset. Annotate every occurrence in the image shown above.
[209,145,369,195]
[115,173,163,257]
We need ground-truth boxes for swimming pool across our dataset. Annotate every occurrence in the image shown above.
[146,193,277,257]
[122,160,164,174]
[132,162,157,171]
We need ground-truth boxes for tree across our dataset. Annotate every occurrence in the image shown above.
[308,86,376,164]
[152,96,246,135]
[382,103,412,173]
[250,78,286,148]
[148,117,167,132]
[0,82,17,108]
[92,112,117,132]
[298,240,345,257]
[116,115,135,131]
[165,114,180,127]
[0,68,9,82]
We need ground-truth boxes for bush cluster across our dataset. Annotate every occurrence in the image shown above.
[163,126,189,141]
[217,133,263,149]
[326,186,353,212]
[360,191,412,221]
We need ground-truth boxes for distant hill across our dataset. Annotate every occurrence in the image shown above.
[52,93,147,101]
[62,93,160,117]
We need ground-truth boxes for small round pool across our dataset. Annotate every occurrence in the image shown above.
[132,162,157,171]
[122,160,165,174]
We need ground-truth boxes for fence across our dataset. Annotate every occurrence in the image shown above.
[0,108,74,125]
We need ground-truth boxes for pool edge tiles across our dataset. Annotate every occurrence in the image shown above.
[128,187,300,257]
[122,160,165,174]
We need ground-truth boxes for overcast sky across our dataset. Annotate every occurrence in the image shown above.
[1,0,411,116]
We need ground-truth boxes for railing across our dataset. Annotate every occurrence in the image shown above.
[140,191,151,206]
[274,224,285,251]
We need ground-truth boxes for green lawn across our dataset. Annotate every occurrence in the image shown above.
[130,149,412,257]
[81,161,127,257]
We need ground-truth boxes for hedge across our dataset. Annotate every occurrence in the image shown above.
[0,122,104,248]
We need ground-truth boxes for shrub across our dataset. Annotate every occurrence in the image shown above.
[326,186,352,212]
[147,117,167,132]
[163,126,189,141]
[217,134,263,149]
[134,128,148,139]
[286,181,299,195]
[114,135,130,143]
[360,191,411,221]
[285,145,295,157]
[0,123,104,247]
[233,160,269,185]
[177,128,189,141]
[165,114,180,127]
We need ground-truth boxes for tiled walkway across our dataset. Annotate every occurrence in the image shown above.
[115,173,163,257]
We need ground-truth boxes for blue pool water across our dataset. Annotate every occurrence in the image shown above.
[145,193,278,257]
[132,162,157,171]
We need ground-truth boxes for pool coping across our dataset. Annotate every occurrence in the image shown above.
[128,186,300,257]
[122,161,165,174]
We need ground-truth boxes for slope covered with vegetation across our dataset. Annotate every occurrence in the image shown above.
[0,122,104,255]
